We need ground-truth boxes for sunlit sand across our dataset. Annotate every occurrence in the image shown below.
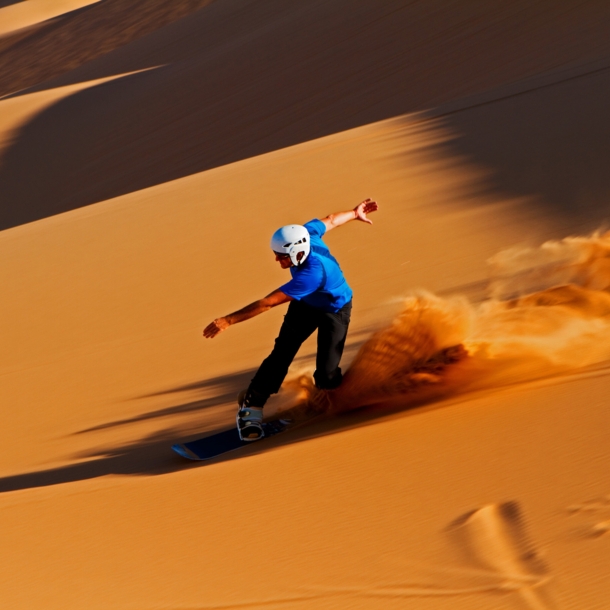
[0,0,101,37]
[1,3,609,609]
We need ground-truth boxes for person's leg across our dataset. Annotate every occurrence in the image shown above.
[239,301,319,440]
[247,300,319,406]
[313,299,352,390]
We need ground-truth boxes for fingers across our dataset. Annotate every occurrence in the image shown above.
[203,317,231,338]
[203,320,222,338]
[359,198,378,212]
[203,323,218,338]
[355,198,378,224]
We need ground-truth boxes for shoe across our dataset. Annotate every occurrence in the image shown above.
[236,389,264,442]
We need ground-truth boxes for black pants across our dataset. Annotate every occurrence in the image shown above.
[249,299,352,406]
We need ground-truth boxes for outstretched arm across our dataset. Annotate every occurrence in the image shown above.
[203,289,293,339]
[320,198,378,232]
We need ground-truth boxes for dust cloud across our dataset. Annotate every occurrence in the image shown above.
[290,232,610,414]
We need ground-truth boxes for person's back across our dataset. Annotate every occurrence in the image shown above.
[203,198,378,440]
[280,218,352,313]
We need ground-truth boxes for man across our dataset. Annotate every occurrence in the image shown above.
[203,198,378,440]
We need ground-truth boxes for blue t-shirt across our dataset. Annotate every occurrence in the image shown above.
[280,219,353,313]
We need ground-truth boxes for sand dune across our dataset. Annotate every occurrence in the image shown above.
[0,0,215,95]
[0,69,154,152]
[0,0,101,37]
[1,2,609,609]
[2,1,610,229]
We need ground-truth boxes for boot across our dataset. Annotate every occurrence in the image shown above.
[236,389,265,441]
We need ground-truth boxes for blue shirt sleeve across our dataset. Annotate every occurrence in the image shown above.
[303,219,326,238]
[280,258,324,300]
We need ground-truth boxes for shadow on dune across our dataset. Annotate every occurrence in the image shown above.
[6,246,610,494]
[0,428,191,494]
[0,371,465,495]
[76,367,258,434]
[75,329,372,435]
[2,2,610,229]
[1,344,606,495]
[0,327,455,495]
[0,331,379,493]
[0,0,215,96]
[414,61,610,233]
[0,366,258,494]
[0,0,23,8]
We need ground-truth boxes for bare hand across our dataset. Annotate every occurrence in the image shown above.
[203,317,230,339]
[354,198,379,224]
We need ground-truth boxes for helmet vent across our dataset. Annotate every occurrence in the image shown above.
[271,225,311,261]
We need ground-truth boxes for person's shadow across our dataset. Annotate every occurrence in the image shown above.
[0,347,469,494]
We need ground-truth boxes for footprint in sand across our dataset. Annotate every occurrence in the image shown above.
[567,495,610,537]
[447,502,556,610]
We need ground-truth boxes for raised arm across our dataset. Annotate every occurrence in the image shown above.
[320,198,378,232]
[203,289,293,338]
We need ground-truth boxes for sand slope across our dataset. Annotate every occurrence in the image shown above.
[1,2,610,609]
[0,0,101,37]
[2,1,610,228]
[0,0,215,95]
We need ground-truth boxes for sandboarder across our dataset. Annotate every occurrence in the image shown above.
[203,198,379,440]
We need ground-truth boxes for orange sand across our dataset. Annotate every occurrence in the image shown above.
[1,2,610,609]
[0,0,101,37]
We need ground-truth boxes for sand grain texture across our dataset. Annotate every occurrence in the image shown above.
[1,2,610,609]
[0,0,101,38]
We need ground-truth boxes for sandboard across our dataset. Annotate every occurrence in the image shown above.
[171,418,293,461]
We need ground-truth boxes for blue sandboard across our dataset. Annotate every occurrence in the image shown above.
[171,419,292,461]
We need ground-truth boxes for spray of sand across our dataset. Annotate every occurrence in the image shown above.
[285,231,610,415]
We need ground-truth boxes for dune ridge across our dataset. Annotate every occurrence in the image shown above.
[1,3,610,609]
[0,0,214,96]
[3,1,610,230]
[0,0,101,38]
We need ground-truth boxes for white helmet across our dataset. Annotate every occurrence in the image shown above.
[270,224,311,266]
